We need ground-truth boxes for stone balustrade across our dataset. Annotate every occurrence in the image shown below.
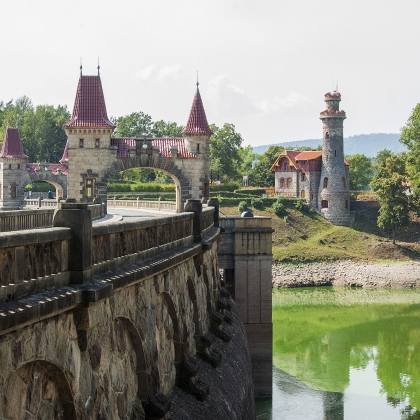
[0,227,71,302]
[1,204,105,232]
[0,209,55,232]
[0,199,216,308]
[107,198,177,212]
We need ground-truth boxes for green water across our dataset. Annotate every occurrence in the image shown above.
[256,287,420,419]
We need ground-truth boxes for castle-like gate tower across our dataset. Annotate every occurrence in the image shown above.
[318,92,352,225]
[63,71,212,212]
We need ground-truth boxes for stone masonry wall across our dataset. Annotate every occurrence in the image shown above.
[0,203,256,420]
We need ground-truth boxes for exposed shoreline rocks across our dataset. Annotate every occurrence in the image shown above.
[272,260,420,288]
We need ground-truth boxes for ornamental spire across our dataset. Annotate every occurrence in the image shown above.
[182,79,212,136]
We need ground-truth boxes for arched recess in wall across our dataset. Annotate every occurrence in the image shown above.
[104,156,192,213]
[116,317,150,402]
[0,360,76,419]
[187,276,201,353]
[157,292,182,389]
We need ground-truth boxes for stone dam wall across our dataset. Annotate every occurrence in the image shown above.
[0,201,257,420]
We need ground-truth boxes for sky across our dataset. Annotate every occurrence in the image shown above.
[1,0,420,147]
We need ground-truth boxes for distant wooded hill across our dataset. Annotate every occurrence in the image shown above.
[252,133,406,158]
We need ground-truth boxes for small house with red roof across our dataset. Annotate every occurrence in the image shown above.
[271,91,353,225]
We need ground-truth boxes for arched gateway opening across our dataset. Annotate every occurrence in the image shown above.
[104,151,192,213]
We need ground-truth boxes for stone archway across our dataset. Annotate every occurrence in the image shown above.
[102,155,192,213]
[0,360,76,420]
[28,171,67,199]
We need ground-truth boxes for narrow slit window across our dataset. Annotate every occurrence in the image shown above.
[79,139,84,148]
[323,177,328,188]
[85,178,94,199]
[95,139,100,148]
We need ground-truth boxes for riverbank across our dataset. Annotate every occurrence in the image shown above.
[272,260,420,288]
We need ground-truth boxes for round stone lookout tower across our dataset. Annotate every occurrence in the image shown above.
[318,92,352,225]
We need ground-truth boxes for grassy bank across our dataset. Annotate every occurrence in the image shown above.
[219,204,420,263]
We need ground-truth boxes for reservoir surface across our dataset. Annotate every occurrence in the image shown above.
[256,287,420,419]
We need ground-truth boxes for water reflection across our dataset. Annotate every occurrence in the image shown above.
[260,287,420,419]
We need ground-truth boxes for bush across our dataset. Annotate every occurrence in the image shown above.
[251,197,265,210]
[272,200,286,217]
[295,199,310,212]
[108,182,132,192]
[234,188,265,196]
[210,182,240,193]
[238,201,249,213]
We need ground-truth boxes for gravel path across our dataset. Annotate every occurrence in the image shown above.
[272,260,420,288]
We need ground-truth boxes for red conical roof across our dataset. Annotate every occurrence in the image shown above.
[182,85,212,136]
[0,127,28,158]
[59,140,69,163]
[63,75,115,128]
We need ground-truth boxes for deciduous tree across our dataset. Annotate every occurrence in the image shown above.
[371,154,410,243]
[347,154,373,190]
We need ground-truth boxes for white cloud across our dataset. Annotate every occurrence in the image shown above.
[258,92,311,113]
[135,63,184,81]
[207,75,259,117]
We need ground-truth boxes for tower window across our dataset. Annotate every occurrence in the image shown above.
[334,149,337,157]
[284,162,288,171]
[17,164,20,169]
[342,177,346,188]
[197,144,200,152]
[345,199,348,209]
[326,154,329,162]
[323,177,328,188]
[8,164,11,169]
[95,139,100,148]
[321,200,328,208]
[79,139,84,148]
[11,186,17,199]
[325,132,329,139]
[301,172,306,182]
[85,178,94,199]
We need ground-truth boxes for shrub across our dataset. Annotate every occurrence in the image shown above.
[234,188,265,196]
[272,200,286,217]
[238,201,249,213]
[251,197,265,210]
[218,197,251,206]
[210,182,240,192]
[295,199,310,212]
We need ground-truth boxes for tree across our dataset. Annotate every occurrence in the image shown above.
[112,112,153,137]
[375,149,393,168]
[209,123,243,181]
[400,104,420,212]
[346,154,373,190]
[371,154,410,244]
[20,105,69,163]
[0,98,69,163]
[249,145,284,187]
[151,120,184,137]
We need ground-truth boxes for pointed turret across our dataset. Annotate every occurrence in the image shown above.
[63,75,114,128]
[182,80,212,200]
[59,141,69,164]
[182,82,212,136]
[0,128,28,158]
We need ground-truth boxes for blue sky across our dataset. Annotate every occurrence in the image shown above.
[2,0,420,146]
